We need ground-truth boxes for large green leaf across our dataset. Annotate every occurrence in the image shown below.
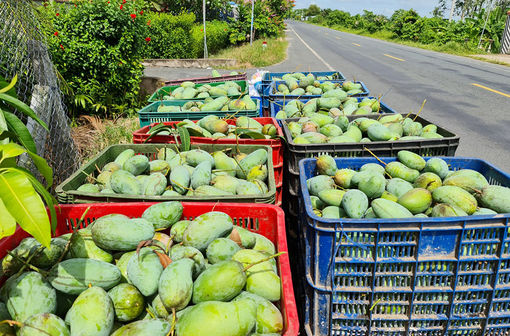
[26,151,53,188]
[178,127,191,152]
[3,111,37,153]
[0,93,48,131]
[0,170,51,247]
[0,74,17,94]
[0,198,16,240]
[0,142,26,159]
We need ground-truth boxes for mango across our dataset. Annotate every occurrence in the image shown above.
[77,183,100,193]
[110,170,141,195]
[479,185,510,213]
[398,188,432,214]
[103,162,121,173]
[123,155,149,176]
[322,206,343,218]
[185,149,215,167]
[206,238,242,264]
[318,189,345,207]
[170,220,192,243]
[108,283,144,322]
[432,186,477,215]
[431,203,468,217]
[386,178,414,198]
[142,201,183,230]
[114,149,135,167]
[65,286,114,336]
[310,195,326,210]
[158,258,194,311]
[307,175,336,196]
[473,207,498,216]
[320,124,343,137]
[236,149,268,179]
[358,173,386,199]
[170,165,190,195]
[424,158,449,179]
[381,190,398,202]
[235,226,256,249]
[414,172,442,192]
[194,185,234,196]
[341,190,369,218]
[367,123,393,141]
[192,260,246,303]
[142,172,167,196]
[386,122,404,137]
[1,238,39,275]
[69,228,113,262]
[372,198,414,218]
[247,165,268,181]
[233,291,283,334]
[213,151,237,177]
[385,161,420,183]
[360,163,385,175]
[148,159,170,175]
[150,295,169,318]
[18,313,69,336]
[7,272,56,322]
[110,319,172,336]
[169,245,206,278]
[317,155,337,176]
[443,169,489,193]
[127,248,163,296]
[183,211,234,251]
[333,169,356,188]
[189,161,212,189]
[91,216,154,251]
[398,150,426,171]
[344,125,362,142]
[364,207,377,218]
[116,251,135,283]
[176,299,256,336]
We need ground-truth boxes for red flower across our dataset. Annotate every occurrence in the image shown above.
[130,13,136,20]
[140,10,144,15]
[145,37,151,42]
[60,44,64,50]
[200,28,203,32]
[120,4,123,9]
[122,0,126,3]
[147,20,151,26]
[107,1,110,3]
[56,12,60,16]
[54,31,59,36]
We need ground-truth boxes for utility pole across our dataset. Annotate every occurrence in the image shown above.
[250,0,255,45]
[203,0,208,58]
[449,0,457,21]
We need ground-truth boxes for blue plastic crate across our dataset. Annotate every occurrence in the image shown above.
[268,80,369,102]
[298,156,510,336]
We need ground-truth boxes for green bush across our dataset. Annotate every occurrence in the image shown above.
[144,12,196,59]
[41,0,149,117]
[191,20,230,58]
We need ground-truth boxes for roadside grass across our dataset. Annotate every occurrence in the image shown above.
[212,37,288,69]
[71,115,140,164]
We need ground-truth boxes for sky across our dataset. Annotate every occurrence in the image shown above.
[293,0,440,17]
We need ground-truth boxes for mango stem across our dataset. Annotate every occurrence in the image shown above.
[7,251,47,276]
[363,147,387,166]
[243,252,286,272]
[0,320,22,328]
[412,99,427,121]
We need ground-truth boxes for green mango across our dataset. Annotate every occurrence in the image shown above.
[341,189,369,218]
[48,258,121,295]
[424,158,450,179]
[372,198,414,218]
[432,186,478,215]
[351,170,380,187]
[108,284,144,322]
[322,206,342,218]
[309,113,333,127]
[209,175,239,194]
[356,118,378,132]
[367,123,393,141]
[358,173,386,199]
[310,195,326,210]
[190,161,212,189]
[114,149,135,167]
[91,215,154,251]
[69,228,113,262]
[111,319,172,336]
[422,124,438,133]
[343,125,362,142]
[334,115,349,131]
[236,116,263,133]
[65,286,114,336]
[213,151,238,177]
[123,155,149,176]
[150,295,169,318]
[380,114,403,124]
[397,188,432,214]
[192,260,246,303]
[413,172,442,192]
[233,292,283,334]
[431,203,468,217]
[287,122,303,138]
[18,313,69,336]
[307,175,336,196]
[479,185,510,213]
[97,171,113,189]
[364,207,377,218]
[13,237,67,269]
[198,115,219,129]
[387,178,414,198]
[143,172,167,196]
[7,272,56,322]
[443,169,489,193]
[169,245,206,278]
[235,180,262,195]
[182,211,234,251]
[298,132,328,144]
[320,124,343,137]
[116,251,135,283]
[236,149,268,179]
[110,170,141,195]
[316,155,337,176]
[77,183,100,193]
[142,201,183,230]
[176,299,256,336]
[247,165,268,181]
[169,165,190,195]
[386,122,404,137]
[170,220,192,243]
[252,233,276,255]
[473,207,498,216]
[158,258,194,311]
[398,150,426,171]
[235,226,256,249]
[206,238,242,264]
[318,189,345,207]
[103,162,121,173]
[185,149,215,167]
[385,161,420,183]
[333,168,356,188]
[127,248,163,296]
[381,190,398,202]
[360,163,385,175]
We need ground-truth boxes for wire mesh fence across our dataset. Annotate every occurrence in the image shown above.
[0,0,78,188]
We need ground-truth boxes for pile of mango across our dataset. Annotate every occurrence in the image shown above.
[157,95,258,113]
[285,113,444,145]
[150,116,278,140]
[275,97,380,119]
[161,81,245,100]
[270,72,340,82]
[77,146,271,197]
[307,151,510,219]
[0,202,284,335]
[273,77,363,96]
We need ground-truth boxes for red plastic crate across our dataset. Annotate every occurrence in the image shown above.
[132,117,284,206]
[163,73,247,86]
[0,202,298,335]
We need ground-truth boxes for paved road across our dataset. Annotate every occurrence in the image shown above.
[145,20,510,169]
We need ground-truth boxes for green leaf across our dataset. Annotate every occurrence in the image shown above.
[0,170,51,248]
[0,142,26,159]
[0,198,16,240]
[146,123,170,135]
[0,74,17,94]
[0,93,48,131]
[0,108,7,132]
[178,127,190,152]
[183,126,205,137]
[26,151,53,188]
[239,131,266,139]
[3,111,37,153]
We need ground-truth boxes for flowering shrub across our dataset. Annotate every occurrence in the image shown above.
[191,20,231,58]
[41,0,149,117]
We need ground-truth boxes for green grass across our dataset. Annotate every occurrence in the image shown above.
[212,37,288,69]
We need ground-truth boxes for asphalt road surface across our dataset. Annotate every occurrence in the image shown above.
[145,20,510,169]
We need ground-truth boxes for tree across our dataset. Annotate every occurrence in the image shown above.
[305,4,320,17]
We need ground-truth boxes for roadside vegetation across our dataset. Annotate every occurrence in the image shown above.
[212,38,288,68]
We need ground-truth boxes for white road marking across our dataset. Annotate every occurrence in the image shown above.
[288,25,335,71]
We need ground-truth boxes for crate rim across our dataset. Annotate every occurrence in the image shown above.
[299,156,510,225]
